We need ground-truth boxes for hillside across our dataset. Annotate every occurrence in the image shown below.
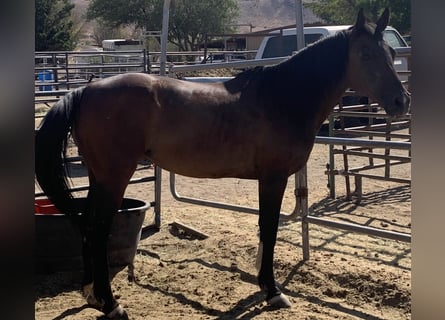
[236,0,319,31]
[71,0,321,45]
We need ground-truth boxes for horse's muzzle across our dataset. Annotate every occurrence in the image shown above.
[385,89,411,117]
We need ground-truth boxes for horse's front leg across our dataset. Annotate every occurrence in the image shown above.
[257,174,292,308]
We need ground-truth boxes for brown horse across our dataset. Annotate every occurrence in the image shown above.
[35,9,410,319]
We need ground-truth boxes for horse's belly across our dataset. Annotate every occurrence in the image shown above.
[148,148,259,179]
[148,143,310,180]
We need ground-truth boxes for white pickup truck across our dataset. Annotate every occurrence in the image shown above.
[255,25,409,79]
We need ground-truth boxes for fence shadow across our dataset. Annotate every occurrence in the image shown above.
[309,184,411,219]
[277,184,411,270]
[306,184,411,244]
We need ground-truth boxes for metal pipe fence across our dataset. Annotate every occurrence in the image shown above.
[325,93,411,200]
[35,50,148,89]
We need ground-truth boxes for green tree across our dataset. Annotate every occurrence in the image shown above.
[169,0,239,51]
[86,0,239,51]
[87,0,163,29]
[307,0,410,34]
[35,0,77,51]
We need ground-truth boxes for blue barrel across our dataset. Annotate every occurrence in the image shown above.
[38,70,54,91]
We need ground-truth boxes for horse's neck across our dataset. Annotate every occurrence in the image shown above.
[274,34,350,128]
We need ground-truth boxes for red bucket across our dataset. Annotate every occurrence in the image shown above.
[35,198,61,214]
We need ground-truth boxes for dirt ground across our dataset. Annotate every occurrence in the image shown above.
[34,130,411,320]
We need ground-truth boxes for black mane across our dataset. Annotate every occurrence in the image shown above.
[224,31,350,107]
[262,30,350,100]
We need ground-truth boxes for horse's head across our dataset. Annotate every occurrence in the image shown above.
[346,8,410,117]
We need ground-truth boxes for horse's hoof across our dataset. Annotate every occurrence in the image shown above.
[267,293,292,308]
[106,304,128,319]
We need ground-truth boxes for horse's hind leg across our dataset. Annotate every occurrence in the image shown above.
[81,168,136,319]
[94,185,123,313]
[79,182,102,308]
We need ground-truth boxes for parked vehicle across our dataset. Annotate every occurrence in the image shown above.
[255,25,409,78]
[102,39,144,51]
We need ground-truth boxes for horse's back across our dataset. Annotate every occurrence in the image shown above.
[72,73,260,178]
[72,72,313,180]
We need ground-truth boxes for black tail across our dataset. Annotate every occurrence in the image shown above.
[35,87,85,215]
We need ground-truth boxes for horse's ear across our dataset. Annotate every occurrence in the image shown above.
[354,8,366,30]
[375,8,390,36]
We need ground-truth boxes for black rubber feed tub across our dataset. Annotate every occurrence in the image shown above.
[35,198,149,274]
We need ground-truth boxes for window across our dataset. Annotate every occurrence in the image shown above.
[262,34,323,58]
[383,30,408,48]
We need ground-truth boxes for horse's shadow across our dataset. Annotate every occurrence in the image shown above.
[132,258,386,320]
[131,256,280,319]
[37,247,390,320]
[34,270,83,299]
[41,258,388,320]
[34,230,159,302]
[50,305,90,320]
